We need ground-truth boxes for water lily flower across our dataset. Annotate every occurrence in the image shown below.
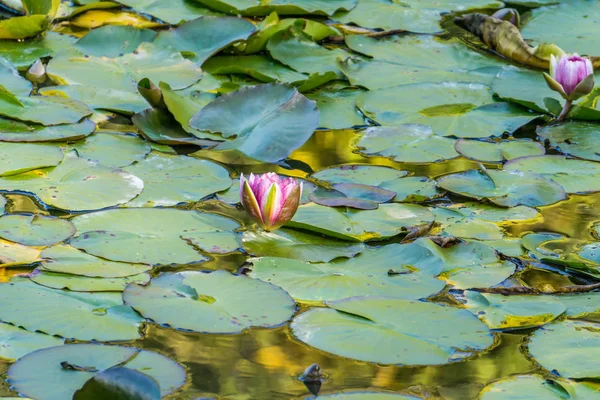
[543,53,595,120]
[240,173,302,231]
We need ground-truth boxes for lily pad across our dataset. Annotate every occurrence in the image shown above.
[0,280,143,340]
[313,165,408,185]
[492,66,557,114]
[0,118,95,143]
[0,90,92,126]
[463,291,565,330]
[521,1,600,56]
[242,228,364,262]
[527,320,600,379]
[306,86,365,129]
[192,0,356,16]
[154,16,256,64]
[479,375,600,400]
[0,240,40,266]
[75,25,157,57]
[289,203,435,241]
[437,168,567,207]
[123,270,296,333]
[0,32,76,69]
[0,323,63,361]
[356,125,459,163]
[248,245,445,303]
[455,139,545,163]
[0,214,74,246]
[505,155,600,194]
[40,85,149,114]
[537,122,600,162]
[291,297,494,365]
[380,176,443,202]
[309,183,396,210]
[0,57,32,96]
[0,152,143,211]
[47,43,203,92]
[552,293,600,319]
[115,0,222,24]
[8,344,186,400]
[31,270,151,292]
[123,152,232,207]
[0,142,62,176]
[315,393,419,399]
[71,208,241,265]
[71,133,151,168]
[189,83,319,163]
[41,245,150,278]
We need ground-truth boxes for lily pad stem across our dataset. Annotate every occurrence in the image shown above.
[557,99,573,121]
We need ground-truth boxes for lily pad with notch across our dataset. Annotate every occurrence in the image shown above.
[308,183,396,210]
[0,214,74,246]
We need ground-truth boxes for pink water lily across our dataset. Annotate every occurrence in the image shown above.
[240,173,302,231]
[543,53,595,120]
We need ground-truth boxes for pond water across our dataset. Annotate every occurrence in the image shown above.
[1,1,600,399]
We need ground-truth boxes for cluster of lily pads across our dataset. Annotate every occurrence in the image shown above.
[0,0,600,399]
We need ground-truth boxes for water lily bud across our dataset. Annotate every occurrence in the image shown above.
[240,172,302,231]
[26,59,46,84]
[491,8,520,27]
[543,53,594,101]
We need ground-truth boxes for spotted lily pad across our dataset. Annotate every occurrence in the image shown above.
[71,208,241,265]
[0,214,74,246]
[0,142,63,176]
[242,228,364,262]
[40,245,150,278]
[313,165,408,185]
[189,83,319,163]
[437,168,567,207]
[123,152,232,207]
[8,344,186,400]
[289,203,435,241]
[248,245,445,303]
[462,291,565,330]
[291,297,494,365]
[0,90,92,126]
[0,152,144,211]
[71,133,151,168]
[123,270,296,333]
[527,320,600,379]
[0,280,143,340]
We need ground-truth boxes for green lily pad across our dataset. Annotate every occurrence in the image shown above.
[0,239,39,266]
[40,85,149,114]
[437,168,567,207]
[380,176,443,202]
[267,30,349,78]
[0,57,32,96]
[492,66,557,114]
[132,108,208,146]
[47,43,202,92]
[154,16,256,64]
[0,280,143,340]
[314,392,419,399]
[432,207,504,241]
[41,245,150,278]
[313,165,408,185]
[537,122,600,162]
[357,83,539,138]
[0,214,74,246]
[115,0,222,24]
[71,208,241,265]
[0,118,95,142]
[189,83,319,163]
[8,344,186,400]
[0,32,76,69]
[463,291,565,330]
[0,323,63,361]
[521,1,600,56]
[306,86,366,129]
[123,152,232,207]
[309,183,396,210]
[0,142,62,176]
[0,15,51,40]
[456,139,545,163]
[479,375,600,400]
[31,270,151,292]
[248,245,445,303]
[203,54,308,83]
[356,125,459,163]
[289,203,435,241]
[242,228,364,262]
[0,152,143,211]
[72,366,161,400]
[0,90,92,126]
[71,133,151,168]
[191,0,356,16]
[506,155,600,194]
[552,293,600,319]
[291,297,494,365]
[527,320,600,379]
[75,25,157,57]
[124,270,296,333]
